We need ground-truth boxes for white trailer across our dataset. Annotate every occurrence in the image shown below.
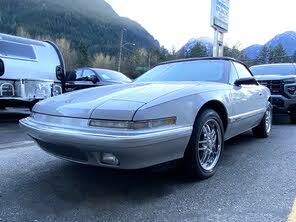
[0,33,65,110]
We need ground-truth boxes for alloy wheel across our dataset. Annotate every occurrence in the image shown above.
[197,119,222,171]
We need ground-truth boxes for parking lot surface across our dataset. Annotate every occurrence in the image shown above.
[0,114,296,222]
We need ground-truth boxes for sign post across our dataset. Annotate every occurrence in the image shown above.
[210,0,230,57]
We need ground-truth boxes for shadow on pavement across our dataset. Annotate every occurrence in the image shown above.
[0,113,29,124]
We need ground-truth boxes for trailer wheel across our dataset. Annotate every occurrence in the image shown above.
[29,100,39,111]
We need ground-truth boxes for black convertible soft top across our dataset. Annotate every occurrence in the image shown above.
[160,57,248,67]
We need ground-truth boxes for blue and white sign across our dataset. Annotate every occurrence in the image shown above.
[211,0,230,33]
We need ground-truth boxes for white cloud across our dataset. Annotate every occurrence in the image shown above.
[106,0,296,50]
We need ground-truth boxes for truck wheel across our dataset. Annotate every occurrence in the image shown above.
[289,114,296,124]
[182,109,224,180]
[252,102,272,138]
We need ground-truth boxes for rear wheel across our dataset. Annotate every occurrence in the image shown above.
[252,102,272,138]
[181,109,224,180]
[0,104,5,110]
[289,114,296,123]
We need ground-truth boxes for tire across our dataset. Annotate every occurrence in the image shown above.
[0,104,5,110]
[181,109,224,180]
[252,102,273,138]
[289,114,296,124]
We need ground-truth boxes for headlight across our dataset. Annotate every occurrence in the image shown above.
[287,86,296,95]
[0,80,15,97]
[283,78,296,83]
[52,84,62,96]
[89,117,177,130]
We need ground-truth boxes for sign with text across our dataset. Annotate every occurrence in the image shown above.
[211,0,230,33]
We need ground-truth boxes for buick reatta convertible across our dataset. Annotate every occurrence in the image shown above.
[20,57,272,179]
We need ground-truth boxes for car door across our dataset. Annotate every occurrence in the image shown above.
[229,62,265,135]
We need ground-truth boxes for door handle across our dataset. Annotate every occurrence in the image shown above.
[259,92,262,96]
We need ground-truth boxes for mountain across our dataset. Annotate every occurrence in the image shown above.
[265,31,296,55]
[0,0,160,55]
[243,44,263,60]
[178,37,213,56]
[244,31,296,59]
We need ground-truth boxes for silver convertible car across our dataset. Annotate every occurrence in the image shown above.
[20,57,272,179]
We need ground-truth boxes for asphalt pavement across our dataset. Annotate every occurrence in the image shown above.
[0,114,296,222]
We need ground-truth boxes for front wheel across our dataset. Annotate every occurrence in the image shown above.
[289,114,296,123]
[181,109,224,180]
[252,102,273,138]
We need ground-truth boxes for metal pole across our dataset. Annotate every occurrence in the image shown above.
[118,29,124,72]
[213,29,219,57]
[213,29,224,57]
[218,32,224,57]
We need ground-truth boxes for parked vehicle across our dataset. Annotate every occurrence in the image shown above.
[250,63,296,122]
[66,68,131,92]
[20,57,272,179]
[0,33,65,110]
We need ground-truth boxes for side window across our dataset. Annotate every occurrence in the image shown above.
[0,40,36,60]
[75,69,83,78]
[82,69,96,78]
[233,62,253,79]
[229,62,239,84]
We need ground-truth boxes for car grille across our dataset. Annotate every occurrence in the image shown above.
[258,80,283,95]
[37,140,89,163]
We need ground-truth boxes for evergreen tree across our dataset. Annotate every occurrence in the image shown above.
[268,47,276,64]
[273,44,288,63]
[224,45,246,61]
[77,41,90,67]
[256,45,269,64]
[186,42,208,58]
[157,46,171,63]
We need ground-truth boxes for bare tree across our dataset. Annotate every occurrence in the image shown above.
[16,27,32,38]
[92,53,116,70]
[55,38,78,71]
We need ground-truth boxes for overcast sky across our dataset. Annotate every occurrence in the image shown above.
[105,0,296,50]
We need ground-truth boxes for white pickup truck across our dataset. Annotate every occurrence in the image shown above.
[0,33,65,110]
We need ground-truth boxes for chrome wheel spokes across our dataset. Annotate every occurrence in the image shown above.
[265,107,272,134]
[197,119,222,171]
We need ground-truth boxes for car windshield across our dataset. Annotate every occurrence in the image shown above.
[250,65,296,76]
[135,60,228,83]
[94,69,131,82]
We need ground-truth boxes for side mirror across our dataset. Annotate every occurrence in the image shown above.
[89,75,98,84]
[0,59,4,76]
[234,77,258,86]
[56,65,65,81]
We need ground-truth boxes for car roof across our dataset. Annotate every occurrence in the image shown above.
[250,63,296,68]
[159,57,247,67]
[91,68,121,73]
[77,67,123,74]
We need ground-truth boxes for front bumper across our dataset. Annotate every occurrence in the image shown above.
[271,95,296,113]
[19,115,192,169]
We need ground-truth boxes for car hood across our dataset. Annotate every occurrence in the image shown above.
[33,83,189,119]
[255,75,296,81]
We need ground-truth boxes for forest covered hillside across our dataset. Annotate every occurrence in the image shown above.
[0,0,159,54]
[0,0,161,75]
